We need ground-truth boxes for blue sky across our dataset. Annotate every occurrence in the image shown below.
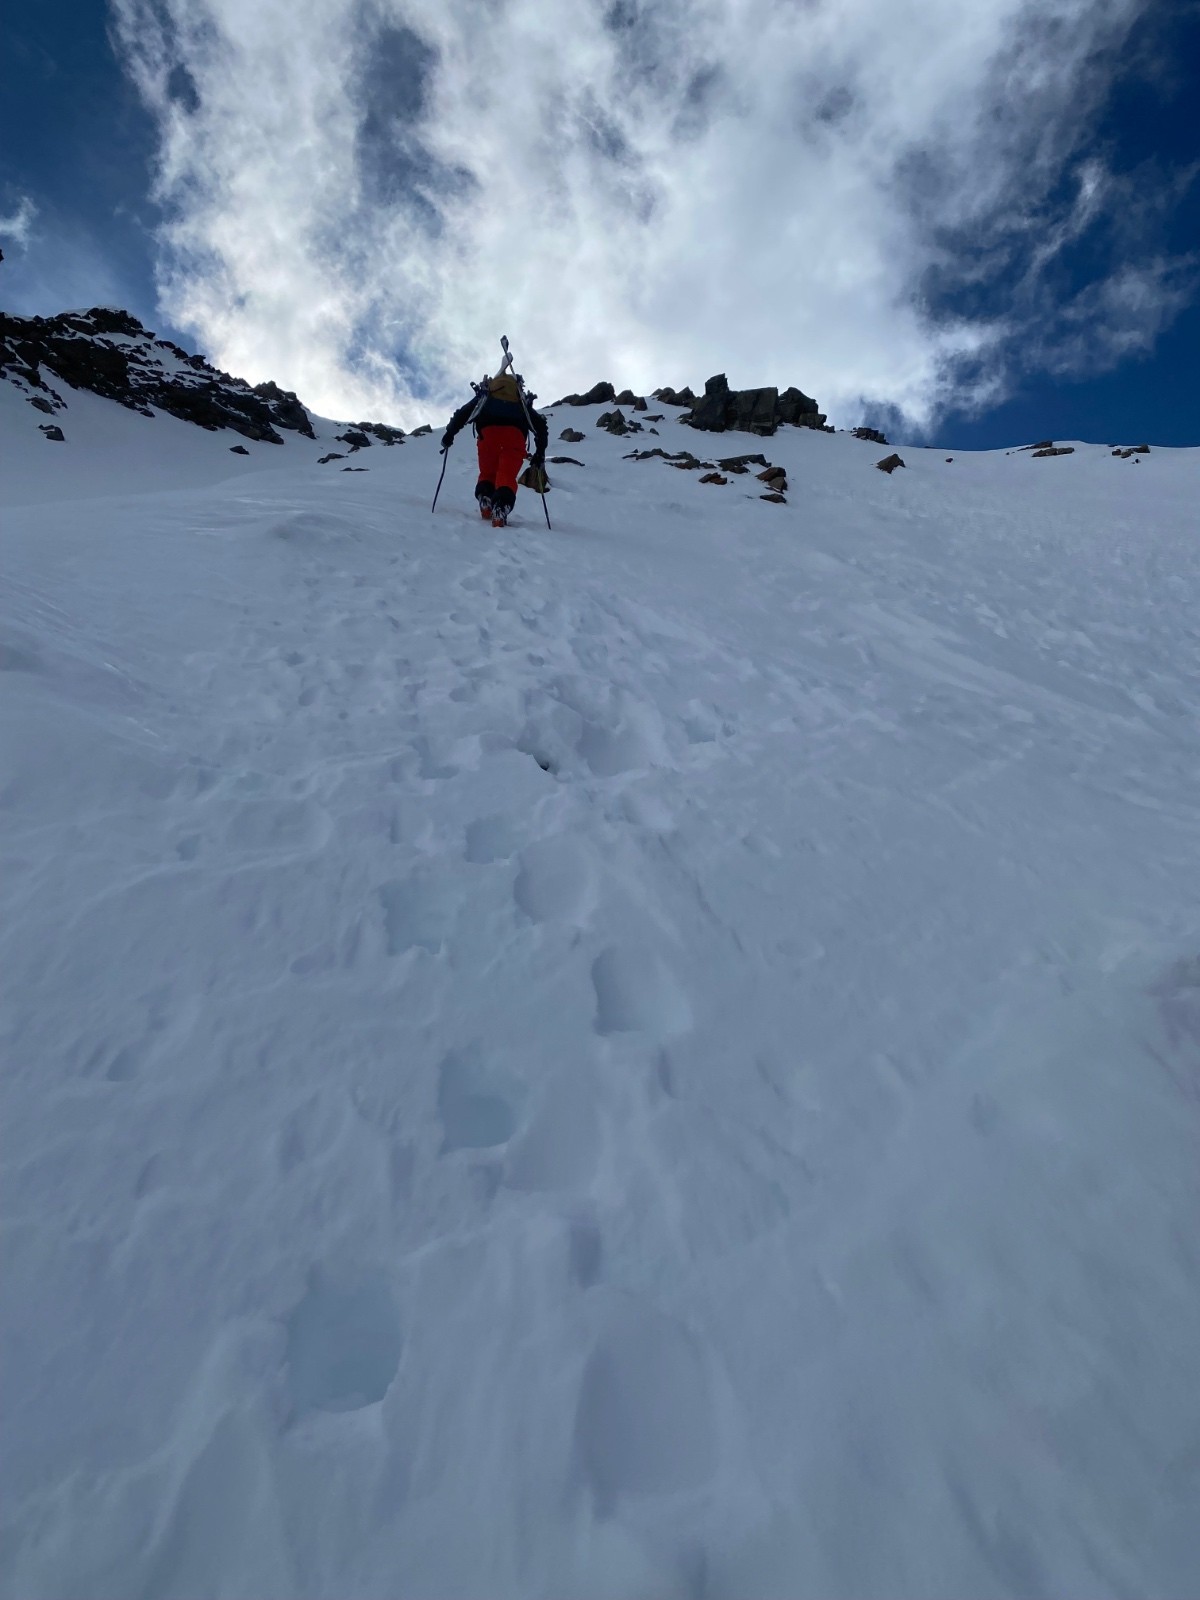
[2,0,1197,446]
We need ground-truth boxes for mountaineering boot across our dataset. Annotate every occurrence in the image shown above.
[490,485,516,529]
[479,498,493,520]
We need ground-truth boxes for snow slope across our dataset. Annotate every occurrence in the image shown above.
[3,387,1200,1599]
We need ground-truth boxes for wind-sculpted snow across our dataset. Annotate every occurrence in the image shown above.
[2,390,1200,1599]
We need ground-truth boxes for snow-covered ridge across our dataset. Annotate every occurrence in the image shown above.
[0,305,324,443]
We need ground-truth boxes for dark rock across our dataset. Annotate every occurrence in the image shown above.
[717,453,769,471]
[776,386,822,426]
[39,424,66,442]
[336,429,371,450]
[642,413,664,422]
[699,472,728,485]
[632,396,648,411]
[552,382,616,406]
[1019,440,1055,452]
[679,374,825,437]
[876,453,906,473]
[1113,444,1150,458]
[652,386,696,407]
[252,380,315,437]
[614,389,638,406]
[686,373,731,432]
[0,306,315,443]
[760,492,787,503]
[757,467,787,490]
[410,424,433,437]
[597,409,642,436]
[851,426,888,445]
[161,381,284,442]
[73,307,146,338]
[354,421,405,445]
[729,386,779,436]
[29,395,57,415]
[317,452,345,464]
[624,446,705,469]
[341,466,368,472]
[549,455,585,465]
[559,428,586,442]
[1032,446,1074,458]
[229,445,250,454]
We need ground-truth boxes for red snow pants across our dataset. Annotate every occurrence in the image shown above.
[476,425,527,502]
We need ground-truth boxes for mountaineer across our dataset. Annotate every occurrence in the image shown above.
[441,363,548,527]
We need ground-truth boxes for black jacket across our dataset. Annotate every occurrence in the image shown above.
[445,390,548,456]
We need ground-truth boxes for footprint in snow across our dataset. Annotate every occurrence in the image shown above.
[437,1046,521,1153]
[286,1267,403,1414]
[591,945,692,1038]
[513,835,596,925]
[574,1295,717,1510]
[465,814,523,864]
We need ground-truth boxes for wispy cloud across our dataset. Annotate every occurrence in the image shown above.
[0,197,141,319]
[109,0,1187,430]
[0,195,38,251]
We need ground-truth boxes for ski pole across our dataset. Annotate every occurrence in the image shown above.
[431,441,450,513]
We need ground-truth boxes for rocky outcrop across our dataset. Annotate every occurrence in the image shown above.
[628,443,789,504]
[876,453,906,473]
[0,307,323,444]
[1032,446,1074,458]
[624,447,710,470]
[851,426,888,445]
[252,380,315,437]
[596,410,643,436]
[559,428,586,443]
[653,386,697,407]
[552,382,616,406]
[550,374,824,438]
[351,420,406,446]
[679,374,825,437]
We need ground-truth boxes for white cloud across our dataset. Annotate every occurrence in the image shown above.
[109,0,1179,431]
[0,195,38,250]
